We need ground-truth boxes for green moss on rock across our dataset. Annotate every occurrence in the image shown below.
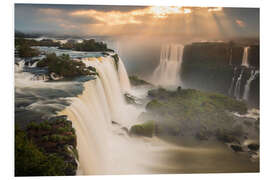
[130,121,155,137]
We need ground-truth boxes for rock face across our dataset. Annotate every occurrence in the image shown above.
[181,42,259,107]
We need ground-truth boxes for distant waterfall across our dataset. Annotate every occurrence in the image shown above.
[242,47,250,67]
[243,70,259,100]
[151,44,184,87]
[234,69,244,99]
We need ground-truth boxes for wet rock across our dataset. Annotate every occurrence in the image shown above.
[248,143,259,151]
[230,144,243,152]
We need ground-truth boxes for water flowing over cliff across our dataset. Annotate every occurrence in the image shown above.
[151,44,184,87]
[59,56,157,174]
[243,70,259,101]
[242,47,250,67]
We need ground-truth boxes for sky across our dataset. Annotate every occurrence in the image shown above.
[15,4,259,39]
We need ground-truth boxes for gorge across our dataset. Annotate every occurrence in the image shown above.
[15,38,260,175]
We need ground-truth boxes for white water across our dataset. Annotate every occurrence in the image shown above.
[234,69,244,99]
[243,70,259,100]
[151,44,184,87]
[15,54,259,174]
[242,47,250,67]
[118,57,131,92]
[30,61,38,68]
[59,57,162,174]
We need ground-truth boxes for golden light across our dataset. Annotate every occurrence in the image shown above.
[208,7,223,12]
[148,6,192,18]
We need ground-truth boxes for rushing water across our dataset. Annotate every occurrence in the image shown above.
[151,44,184,87]
[242,47,250,67]
[234,69,244,99]
[15,46,259,175]
[243,70,259,101]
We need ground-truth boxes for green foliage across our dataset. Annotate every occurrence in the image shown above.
[15,38,60,47]
[37,53,98,78]
[60,39,113,52]
[144,88,248,137]
[17,116,78,176]
[15,127,66,176]
[17,44,40,58]
[130,121,155,137]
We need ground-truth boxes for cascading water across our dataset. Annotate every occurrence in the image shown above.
[243,70,259,101]
[117,57,131,92]
[59,56,161,174]
[242,47,250,67]
[15,49,259,175]
[151,44,184,87]
[234,69,244,99]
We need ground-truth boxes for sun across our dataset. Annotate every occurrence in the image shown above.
[149,6,190,18]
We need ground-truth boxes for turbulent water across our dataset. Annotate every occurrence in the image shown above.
[151,44,184,87]
[15,45,259,175]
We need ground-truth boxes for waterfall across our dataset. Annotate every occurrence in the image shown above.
[15,60,25,72]
[59,56,156,175]
[81,56,128,125]
[30,61,38,68]
[242,47,250,67]
[118,57,131,92]
[234,69,244,99]
[151,44,184,87]
[243,70,259,101]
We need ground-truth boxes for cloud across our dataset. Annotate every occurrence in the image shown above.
[15,4,258,38]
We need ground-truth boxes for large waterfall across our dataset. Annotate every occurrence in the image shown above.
[151,44,184,87]
[242,47,250,67]
[59,56,157,174]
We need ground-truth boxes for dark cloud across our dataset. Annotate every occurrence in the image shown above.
[15,4,148,12]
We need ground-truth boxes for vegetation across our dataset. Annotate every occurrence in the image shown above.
[17,44,40,58]
[15,116,78,176]
[60,39,114,52]
[37,53,98,78]
[130,121,155,137]
[129,75,152,86]
[15,38,61,47]
[139,87,248,139]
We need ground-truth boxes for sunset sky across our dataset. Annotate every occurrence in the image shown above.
[15,4,259,38]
